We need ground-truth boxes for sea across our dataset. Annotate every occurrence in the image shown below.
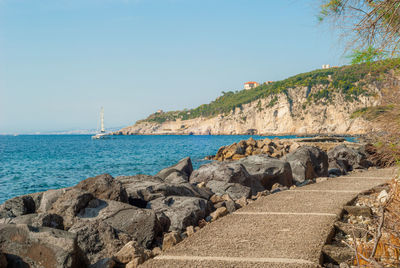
[0,134,302,204]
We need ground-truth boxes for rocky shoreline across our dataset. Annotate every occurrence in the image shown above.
[0,138,377,267]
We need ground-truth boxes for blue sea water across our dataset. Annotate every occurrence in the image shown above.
[0,134,300,204]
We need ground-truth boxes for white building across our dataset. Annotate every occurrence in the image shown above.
[244,81,259,90]
[322,64,331,69]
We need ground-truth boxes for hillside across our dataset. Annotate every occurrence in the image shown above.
[115,59,400,135]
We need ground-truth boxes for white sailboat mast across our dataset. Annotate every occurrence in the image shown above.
[100,107,105,133]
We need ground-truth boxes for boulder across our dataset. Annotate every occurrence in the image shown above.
[285,146,328,183]
[147,196,212,232]
[37,188,69,213]
[328,145,372,175]
[189,161,265,195]
[8,213,64,230]
[69,219,131,265]
[237,155,293,190]
[0,223,88,267]
[75,199,162,249]
[206,180,251,201]
[116,175,212,207]
[0,195,36,219]
[48,188,94,229]
[75,174,128,203]
[156,157,193,180]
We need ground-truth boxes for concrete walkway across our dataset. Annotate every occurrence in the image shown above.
[141,168,396,268]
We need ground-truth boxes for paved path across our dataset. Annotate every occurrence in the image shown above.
[141,168,396,268]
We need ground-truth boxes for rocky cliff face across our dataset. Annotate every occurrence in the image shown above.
[115,70,400,136]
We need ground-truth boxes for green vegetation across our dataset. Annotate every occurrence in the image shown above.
[141,58,400,123]
[350,105,395,120]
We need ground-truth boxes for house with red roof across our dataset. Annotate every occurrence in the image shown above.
[244,81,259,90]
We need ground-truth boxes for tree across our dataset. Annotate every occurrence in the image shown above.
[319,0,400,58]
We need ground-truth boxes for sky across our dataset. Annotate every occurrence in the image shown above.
[0,0,347,134]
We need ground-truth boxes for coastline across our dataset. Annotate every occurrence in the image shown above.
[0,136,381,267]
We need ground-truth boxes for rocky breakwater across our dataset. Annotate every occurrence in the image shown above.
[0,141,376,268]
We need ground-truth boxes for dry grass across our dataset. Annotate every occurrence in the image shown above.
[355,179,400,267]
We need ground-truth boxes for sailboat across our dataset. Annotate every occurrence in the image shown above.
[92,107,110,139]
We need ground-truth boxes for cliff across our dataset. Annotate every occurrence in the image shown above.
[115,59,400,135]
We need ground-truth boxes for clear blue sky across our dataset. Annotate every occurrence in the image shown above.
[0,0,346,134]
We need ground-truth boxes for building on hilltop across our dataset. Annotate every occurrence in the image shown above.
[322,64,331,69]
[244,81,259,90]
[156,109,163,114]
[264,81,273,85]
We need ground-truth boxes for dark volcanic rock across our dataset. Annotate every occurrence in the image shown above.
[328,144,372,175]
[189,161,265,195]
[0,195,36,219]
[48,188,94,229]
[7,213,64,230]
[116,175,212,205]
[156,157,193,181]
[75,199,162,249]
[147,196,212,232]
[205,180,252,200]
[69,220,131,265]
[238,155,293,190]
[75,173,129,203]
[0,223,88,268]
[285,146,328,183]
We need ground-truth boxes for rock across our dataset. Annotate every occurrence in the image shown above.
[237,155,293,190]
[285,146,328,183]
[252,190,270,200]
[377,190,388,203]
[206,180,252,201]
[152,247,162,256]
[76,174,128,203]
[37,188,69,213]
[0,195,36,218]
[322,244,354,264]
[235,197,248,208]
[116,175,212,206]
[205,216,212,222]
[186,225,195,236]
[90,258,116,268]
[113,241,147,264]
[334,221,368,238]
[0,223,88,267]
[76,199,162,249]
[210,207,228,221]
[147,196,212,232]
[343,206,372,217]
[156,157,193,180]
[8,213,64,230]
[213,201,225,209]
[69,219,131,265]
[328,168,342,177]
[210,194,224,204]
[190,161,265,196]
[0,251,7,268]
[162,232,182,251]
[328,144,372,174]
[49,188,94,229]
[163,171,188,184]
[225,200,236,213]
[198,219,207,228]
